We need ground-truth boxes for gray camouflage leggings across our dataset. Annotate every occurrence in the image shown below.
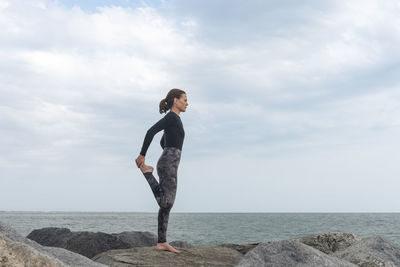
[143,147,181,243]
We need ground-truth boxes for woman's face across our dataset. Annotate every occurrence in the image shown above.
[175,94,188,112]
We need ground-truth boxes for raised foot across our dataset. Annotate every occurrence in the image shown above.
[140,163,154,174]
[156,242,181,254]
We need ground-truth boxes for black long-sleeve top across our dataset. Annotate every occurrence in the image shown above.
[140,111,185,156]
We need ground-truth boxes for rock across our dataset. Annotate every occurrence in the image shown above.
[333,235,400,266]
[0,220,106,267]
[92,245,243,266]
[236,239,358,267]
[0,232,67,267]
[65,231,131,258]
[27,227,74,247]
[289,232,362,254]
[112,230,157,247]
[27,227,160,259]
[218,242,260,255]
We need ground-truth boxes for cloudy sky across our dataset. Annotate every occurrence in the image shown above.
[1,0,400,212]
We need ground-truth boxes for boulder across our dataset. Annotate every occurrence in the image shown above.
[112,230,158,247]
[333,235,400,266]
[0,232,67,267]
[289,232,362,254]
[65,231,131,258]
[0,220,106,267]
[236,239,358,267]
[27,227,158,258]
[92,245,243,266]
[27,227,74,247]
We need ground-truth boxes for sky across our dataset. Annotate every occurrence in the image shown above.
[1,0,400,212]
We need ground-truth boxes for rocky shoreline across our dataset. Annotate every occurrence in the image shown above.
[1,220,400,266]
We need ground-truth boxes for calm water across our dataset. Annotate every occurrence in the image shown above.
[1,212,399,246]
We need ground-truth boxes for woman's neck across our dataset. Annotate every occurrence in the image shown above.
[170,107,180,117]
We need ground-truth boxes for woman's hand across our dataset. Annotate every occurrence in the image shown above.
[135,154,145,168]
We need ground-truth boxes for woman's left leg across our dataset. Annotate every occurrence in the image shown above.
[142,147,181,245]
[156,147,180,243]
[143,170,176,243]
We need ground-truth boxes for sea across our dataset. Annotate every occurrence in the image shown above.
[1,212,399,246]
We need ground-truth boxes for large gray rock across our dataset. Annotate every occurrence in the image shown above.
[0,232,67,267]
[112,230,159,247]
[333,235,400,266]
[65,231,131,258]
[92,245,243,266]
[236,239,358,267]
[27,227,159,258]
[0,220,106,267]
[289,232,362,254]
[27,227,74,247]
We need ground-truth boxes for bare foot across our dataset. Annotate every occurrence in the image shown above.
[156,242,181,253]
[140,163,154,174]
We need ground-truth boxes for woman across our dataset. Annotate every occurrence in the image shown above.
[135,88,188,254]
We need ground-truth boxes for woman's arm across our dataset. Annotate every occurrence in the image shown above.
[160,132,165,149]
[139,114,171,157]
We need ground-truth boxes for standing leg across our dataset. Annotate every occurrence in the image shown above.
[143,167,176,245]
[156,160,177,243]
[154,148,181,253]
[157,205,172,243]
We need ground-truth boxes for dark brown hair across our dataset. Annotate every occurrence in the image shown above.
[159,88,186,114]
